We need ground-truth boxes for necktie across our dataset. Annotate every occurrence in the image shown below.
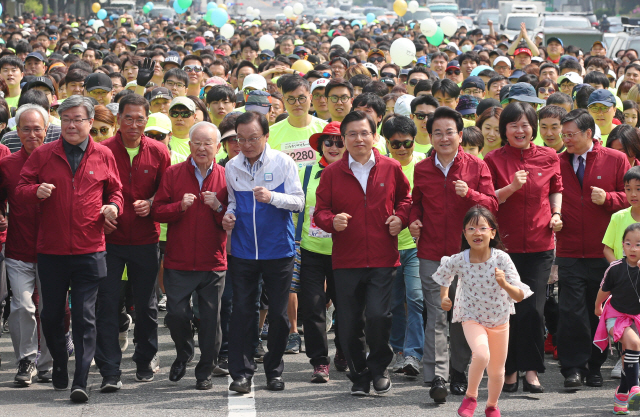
[577,155,585,187]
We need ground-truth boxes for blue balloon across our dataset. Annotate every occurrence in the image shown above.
[146,2,154,9]
[88,19,95,25]
[110,13,119,20]
[210,8,228,27]
[366,12,375,23]
[0,3,4,16]
[207,2,217,10]
[97,9,107,19]
[173,0,188,14]
[351,19,361,27]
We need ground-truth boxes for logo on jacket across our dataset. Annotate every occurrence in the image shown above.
[89,171,94,174]
[380,183,384,186]
[265,173,273,181]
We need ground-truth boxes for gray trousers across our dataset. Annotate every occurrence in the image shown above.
[6,258,53,370]
[420,258,471,383]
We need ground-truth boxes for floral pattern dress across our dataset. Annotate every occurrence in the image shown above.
[432,248,534,328]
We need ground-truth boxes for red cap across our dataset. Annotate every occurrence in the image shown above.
[194,36,206,44]
[514,47,532,57]
[213,49,225,55]
[309,121,342,151]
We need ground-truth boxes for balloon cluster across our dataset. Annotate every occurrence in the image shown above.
[283,2,304,19]
[246,6,260,17]
[142,2,154,14]
[204,6,228,26]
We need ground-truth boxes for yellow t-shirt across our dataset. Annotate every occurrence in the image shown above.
[170,136,190,159]
[125,146,140,164]
[603,207,638,260]
[398,153,427,250]
[5,95,19,109]
[268,116,328,170]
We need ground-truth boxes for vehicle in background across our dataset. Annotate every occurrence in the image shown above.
[534,15,603,51]
[427,3,459,15]
[432,12,456,24]
[148,5,177,19]
[402,7,432,21]
[337,0,352,11]
[603,32,617,48]
[475,9,500,34]
[460,7,474,16]
[606,18,640,59]
[607,16,625,33]
[501,13,539,40]
[498,1,546,25]
[104,0,136,15]
[538,14,593,30]
[363,6,389,17]
[274,13,286,20]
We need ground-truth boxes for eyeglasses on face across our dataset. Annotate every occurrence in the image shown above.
[90,126,111,136]
[61,118,90,125]
[389,139,414,149]
[329,95,351,103]
[183,65,203,73]
[260,55,272,61]
[465,226,494,233]
[446,69,461,76]
[408,78,421,86]
[165,81,186,89]
[380,72,396,79]
[122,116,147,126]
[170,110,193,118]
[322,138,344,148]
[236,135,263,144]
[538,87,555,94]
[559,131,584,140]
[145,131,167,141]
[413,113,427,121]
[588,105,611,114]
[286,96,308,105]
[343,130,372,140]
[368,56,384,63]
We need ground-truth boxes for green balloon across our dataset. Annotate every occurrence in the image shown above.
[427,27,444,47]
[143,5,151,13]
[205,9,214,24]
[177,0,192,10]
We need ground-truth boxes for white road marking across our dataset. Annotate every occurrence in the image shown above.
[227,376,256,417]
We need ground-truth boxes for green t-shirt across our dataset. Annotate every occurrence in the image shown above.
[398,153,426,250]
[414,142,432,154]
[5,95,19,110]
[463,118,475,128]
[298,163,333,256]
[601,133,609,144]
[268,116,327,170]
[125,146,140,164]
[170,136,191,159]
[603,207,639,260]
[533,131,545,147]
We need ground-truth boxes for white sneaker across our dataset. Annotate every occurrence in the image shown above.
[119,314,132,352]
[612,358,623,379]
[392,352,404,373]
[150,354,160,373]
[326,303,335,333]
[158,294,167,311]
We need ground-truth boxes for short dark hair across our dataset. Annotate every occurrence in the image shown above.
[575,85,596,109]
[459,51,480,66]
[349,73,371,88]
[0,55,24,72]
[546,92,573,107]
[65,68,89,85]
[362,81,389,97]
[561,108,595,138]
[538,104,568,121]
[340,110,377,137]
[559,59,581,73]
[432,79,461,99]
[206,85,236,104]
[410,94,439,113]
[606,124,640,160]
[539,62,559,75]
[584,71,610,88]
[119,93,150,116]
[18,89,50,111]
[353,93,386,118]
[352,41,369,52]
[427,106,464,135]
[499,102,538,146]
[163,68,188,85]
[325,78,354,97]
[407,65,430,82]
[430,52,448,63]
[382,114,417,139]
[517,73,539,90]
[240,39,259,52]
[182,54,204,67]
[280,74,310,95]
[236,60,257,75]
[218,112,242,136]
[624,165,640,184]
[487,75,508,90]
[235,110,269,136]
[462,126,484,150]
[414,79,433,96]
[585,56,609,72]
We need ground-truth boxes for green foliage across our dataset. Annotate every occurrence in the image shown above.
[594,7,611,19]
[24,0,43,15]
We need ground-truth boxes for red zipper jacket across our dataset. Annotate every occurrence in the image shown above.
[0,144,10,245]
[151,157,228,271]
[409,147,498,261]
[0,148,39,262]
[556,139,630,258]
[15,137,123,255]
[484,143,563,253]
[101,131,170,246]
[313,148,412,270]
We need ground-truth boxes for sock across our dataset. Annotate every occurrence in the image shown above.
[623,349,640,394]
[620,367,629,394]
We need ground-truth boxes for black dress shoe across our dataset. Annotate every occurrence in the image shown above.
[373,371,391,394]
[586,372,603,387]
[350,378,371,396]
[429,376,448,403]
[266,376,285,391]
[503,376,519,393]
[70,386,89,403]
[522,376,544,393]
[169,359,187,382]
[229,377,252,394]
[52,364,69,391]
[450,369,467,395]
[564,372,582,388]
[196,378,213,390]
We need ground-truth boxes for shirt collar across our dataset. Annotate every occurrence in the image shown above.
[348,150,375,168]
[62,136,89,152]
[578,143,593,160]
[191,157,214,173]
[435,150,458,170]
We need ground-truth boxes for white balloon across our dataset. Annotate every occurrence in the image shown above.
[326,7,335,16]
[293,2,304,15]
[420,18,437,37]
[308,22,317,31]
[253,8,260,16]
[283,5,294,18]
[93,20,104,30]
[220,23,234,39]
[390,38,416,67]
[408,0,419,13]
[440,15,458,37]
[246,6,254,15]
[331,36,350,52]
[259,34,276,51]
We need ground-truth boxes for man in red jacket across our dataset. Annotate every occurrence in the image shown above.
[557,109,630,389]
[15,96,123,403]
[408,106,498,403]
[96,94,170,391]
[314,111,412,396]
[152,122,228,391]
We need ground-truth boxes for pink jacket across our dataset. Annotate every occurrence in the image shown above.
[594,300,640,352]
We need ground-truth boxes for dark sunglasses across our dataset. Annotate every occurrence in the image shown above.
[146,132,167,141]
[380,72,396,78]
[260,55,272,61]
[389,139,414,149]
[90,126,111,136]
[170,110,193,118]
[446,69,461,76]
[322,138,344,148]
[408,78,421,86]
[321,72,331,78]
[368,56,384,63]
[413,113,427,120]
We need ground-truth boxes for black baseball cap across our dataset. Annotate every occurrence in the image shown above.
[148,87,173,102]
[85,72,113,92]
[25,76,55,94]
[26,52,46,63]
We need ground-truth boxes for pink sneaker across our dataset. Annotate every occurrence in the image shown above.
[614,386,630,415]
[458,396,477,417]
[628,386,640,411]
[485,406,501,417]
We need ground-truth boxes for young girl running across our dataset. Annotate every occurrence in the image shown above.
[594,223,640,415]
[433,206,532,417]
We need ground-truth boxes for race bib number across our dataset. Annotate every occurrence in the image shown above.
[308,207,331,239]
[281,140,316,170]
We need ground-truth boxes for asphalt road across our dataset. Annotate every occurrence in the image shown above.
[0,311,624,416]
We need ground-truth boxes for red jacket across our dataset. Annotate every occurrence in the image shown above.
[15,138,123,255]
[313,148,412,270]
[485,143,563,253]
[0,144,10,245]
[409,147,498,261]
[101,132,170,246]
[556,139,630,258]
[151,157,228,271]
[0,148,39,262]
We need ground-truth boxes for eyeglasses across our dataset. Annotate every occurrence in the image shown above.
[408,78,421,86]
[389,139,414,149]
[90,126,111,136]
[260,55,272,61]
[322,138,344,148]
[170,110,193,118]
[165,81,186,89]
[538,87,555,94]
[464,226,494,233]
[191,141,214,148]
[464,89,483,95]
[146,131,167,141]
[183,65,203,73]
[312,93,327,100]
[431,131,459,140]
[237,134,264,144]
[329,95,351,103]
[368,56,384,63]
[49,36,58,41]
[588,105,611,114]
[19,127,45,135]
[344,130,373,140]
[560,130,584,139]
[122,116,148,126]
[446,69,461,76]
[380,72,396,79]
[413,113,427,120]
[61,118,90,125]
[224,135,238,144]
[330,65,345,72]
[286,95,308,105]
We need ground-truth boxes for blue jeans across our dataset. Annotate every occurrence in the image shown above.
[390,248,424,359]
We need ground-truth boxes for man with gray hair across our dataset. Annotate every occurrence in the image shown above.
[0,104,53,387]
[152,121,229,390]
[16,95,123,403]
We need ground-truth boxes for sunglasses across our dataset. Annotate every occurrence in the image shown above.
[389,139,414,149]
[321,72,331,78]
[90,126,111,136]
[446,69,461,76]
[413,113,427,120]
[368,56,384,63]
[49,36,58,41]
[146,131,167,141]
[380,72,396,79]
[323,138,344,148]
[408,78,421,86]
[170,110,193,118]
[183,65,203,73]
[538,87,555,94]
[260,55,272,61]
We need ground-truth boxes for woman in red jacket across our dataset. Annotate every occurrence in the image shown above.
[484,102,563,394]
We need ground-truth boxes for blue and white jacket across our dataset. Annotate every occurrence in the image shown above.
[225,144,305,260]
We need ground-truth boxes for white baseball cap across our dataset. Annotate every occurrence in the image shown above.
[363,62,379,77]
[557,72,583,85]
[310,78,330,94]
[493,56,511,67]
[394,94,415,117]
[242,74,268,91]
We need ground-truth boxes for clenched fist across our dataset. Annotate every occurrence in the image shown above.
[590,186,606,205]
[37,183,56,199]
[222,212,236,231]
[511,170,528,190]
[101,204,118,221]
[133,199,151,217]
[203,191,221,210]
[495,267,506,288]
[409,220,422,239]
[453,180,469,197]
[441,297,452,311]
[253,186,272,204]
[181,193,197,212]
[333,213,352,232]
[386,215,402,236]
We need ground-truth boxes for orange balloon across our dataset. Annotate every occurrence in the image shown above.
[291,59,313,74]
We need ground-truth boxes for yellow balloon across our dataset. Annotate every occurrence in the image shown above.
[393,0,407,17]
[291,59,313,74]
[218,3,227,9]
[91,2,101,13]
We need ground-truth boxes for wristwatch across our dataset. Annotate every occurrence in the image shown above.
[215,204,224,213]
[551,212,562,219]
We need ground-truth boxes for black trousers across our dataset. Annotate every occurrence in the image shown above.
[505,250,554,374]
[299,248,341,366]
[38,252,106,389]
[228,255,293,380]
[95,243,160,377]
[164,268,225,380]
[556,257,609,377]
[334,267,395,380]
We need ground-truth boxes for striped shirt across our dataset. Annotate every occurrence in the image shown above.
[1,124,61,153]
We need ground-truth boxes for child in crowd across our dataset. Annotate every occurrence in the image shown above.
[604,166,640,263]
[433,206,532,417]
[623,100,640,128]
[595,223,640,414]
[461,126,484,158]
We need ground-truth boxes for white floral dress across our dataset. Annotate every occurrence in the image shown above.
[432,248,533,328]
